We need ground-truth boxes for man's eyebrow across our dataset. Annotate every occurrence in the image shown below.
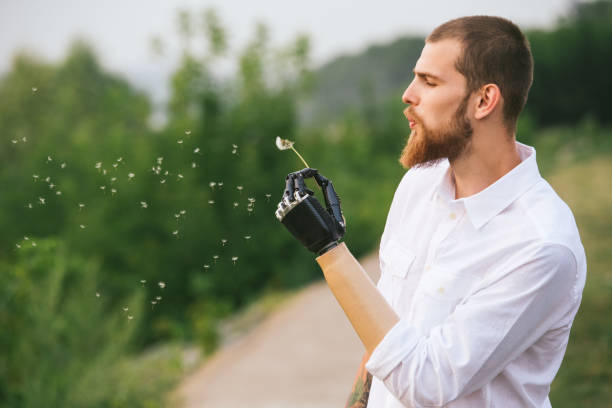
[413,70,443,82]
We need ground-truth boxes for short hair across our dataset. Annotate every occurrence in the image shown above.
[427,16,533,131]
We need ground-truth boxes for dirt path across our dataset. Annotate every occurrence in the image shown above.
[174,252,380,408]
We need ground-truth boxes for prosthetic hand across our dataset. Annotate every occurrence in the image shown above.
[275,168,346,255]
[275,168,398,354]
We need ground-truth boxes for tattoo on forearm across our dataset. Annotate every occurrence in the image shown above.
[346,372,372,408]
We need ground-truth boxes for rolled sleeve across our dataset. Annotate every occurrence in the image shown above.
[366,319,420,379]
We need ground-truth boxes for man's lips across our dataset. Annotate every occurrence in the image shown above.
[403,107,417,129]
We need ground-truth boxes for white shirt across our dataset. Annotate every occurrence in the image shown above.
[365,142,586,408]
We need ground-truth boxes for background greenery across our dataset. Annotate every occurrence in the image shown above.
[0,1,610,407]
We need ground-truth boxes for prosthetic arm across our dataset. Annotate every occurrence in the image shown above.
[276,168,399,354]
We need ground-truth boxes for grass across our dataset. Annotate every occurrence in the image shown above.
[547,156,612,407]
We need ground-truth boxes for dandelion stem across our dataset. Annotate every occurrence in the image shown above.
[290,146,310,168]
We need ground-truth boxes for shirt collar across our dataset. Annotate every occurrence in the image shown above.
[433,142,542,230]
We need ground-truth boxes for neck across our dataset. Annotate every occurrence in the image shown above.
[450,130,522,199]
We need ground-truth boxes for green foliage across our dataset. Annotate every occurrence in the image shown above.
[0,238,183,407]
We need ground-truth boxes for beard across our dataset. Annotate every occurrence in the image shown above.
[399,95,473,169]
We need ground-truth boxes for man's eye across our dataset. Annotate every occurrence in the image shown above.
[425,81,436,87]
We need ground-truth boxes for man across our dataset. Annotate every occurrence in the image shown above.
[276,16,586,408]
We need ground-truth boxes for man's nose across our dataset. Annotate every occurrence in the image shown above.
[402,79,418,105]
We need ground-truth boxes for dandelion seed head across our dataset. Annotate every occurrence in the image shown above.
[275,136,294,151]
[237,185,243,191]
[203,264,210,270]
[49,183,55,189]
[194,147,200,154]
[209,182,216,188]
[22,137,27,142]
[100,185,106,190]
[111,188,117,195]
[221,239,228,246]
[111,177,117,182]
[38,197,46,205]
[248,197,255,203]
[112,163,118,168]
[61,163,66,169]
[24,236,29,240]
[156,296,162,301]
[192,162,197,168]
[45,177,51,183]
[128,315,133,320]
[80,224,86,229]
[16,243,21,249]
[140,279,146,284]
[56,191,62,195]
[140,201,148,208]
[177,139,183,144]
[11,139,18,144]
[96,292,100,298]
[208,200,215,205]
[95,162,102,169]
[172,230,179,235]
[47,155,53,162]
[233,202,239,207]
[128,172,135,179]
[117,157,123,162]
[244,235,251,240]
[177,174,183,179]
[32,87,38,92]
[27,203,33,209]
[32,174,39,180]
[157,157,164,165]
[123,306,129,312]
[185,130,191,135]
[158,281,166,289]
[180,210,186,215]
[31,241,37,247]
[232,144,238,149]
[160,179,166,184]
[78,203,85,209]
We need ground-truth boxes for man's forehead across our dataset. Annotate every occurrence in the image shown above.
[414,39,463,81]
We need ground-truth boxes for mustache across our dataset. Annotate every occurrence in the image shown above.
[403,106,422,123]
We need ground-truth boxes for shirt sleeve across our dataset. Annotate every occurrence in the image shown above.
[365,243,578,407]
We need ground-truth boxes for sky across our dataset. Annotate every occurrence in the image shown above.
[0,0,577,106]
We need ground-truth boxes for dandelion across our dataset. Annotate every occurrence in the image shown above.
[24,236,29,240]
[45,176,51,182]
[78,203,85,210]
[192,162,197,168]
[56,191,62,195]
[158,281,166,289]
[236,185,243,193]
[96,292,100,298]
[128,172,135,180]
[232,144,238,149]
[174,213,180,219]
[32,87,38,92]
[247,207,254,215]
[151,300,157,308]
[117,157,123,162]
[217,182,223,188]
[16,243,21,249]
[248,197,256,203]
[244,235,252,241]
[111,177,117,183]
[265,194,271,202]
[123,306,129,312]
[111,188,117,195]
[177,139,183,144]
[160,179,166,184]
[172,230,179,236]
[233,202,239,208]
[100,185,106,191]
[213,255,219,263]
[103,169,107,175]
[232,149,237,155]
[221,239,228,246]
[208,200,215,205]
[140,201,148,208]
[31,241,36,247]
[61,162,66,169]
[231,256,239,265]
[22,137,27,142]
[95,162,102,169]
[185,130,191,135]
[49,183,55,189]
[180,210,186,215]
[27,203,33,209]
[32,174,39,181]
[156,296,162,301]
[275,136,310,168]
[127,315,134,320]
[177,174,183,180]
[194,147,200,154]
[47,155,53,162]
[157,157,164,165]
[11,139,18,144]
[39,197,46,205]
[164,170,169,176]
[203,264,210,270]
[209,182,216,189]
[80,224,86,229]
[112,163,118,168]
[140,279,146,285]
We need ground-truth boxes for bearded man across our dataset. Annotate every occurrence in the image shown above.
[277,15,585,408]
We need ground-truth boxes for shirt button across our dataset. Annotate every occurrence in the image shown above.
[450,212,457,220]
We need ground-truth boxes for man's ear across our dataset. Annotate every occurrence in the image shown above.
[474,84,501,120]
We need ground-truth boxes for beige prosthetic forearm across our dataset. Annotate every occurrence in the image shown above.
[316,243,399,354]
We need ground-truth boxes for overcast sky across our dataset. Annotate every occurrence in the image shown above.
[0,0,576,104]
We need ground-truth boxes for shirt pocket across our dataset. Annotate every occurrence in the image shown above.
[379,238,416,279]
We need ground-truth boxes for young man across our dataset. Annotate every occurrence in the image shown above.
[276,16,585,408]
